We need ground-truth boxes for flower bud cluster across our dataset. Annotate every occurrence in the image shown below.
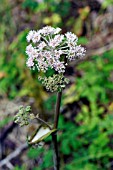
[39,74,69,92]
[14,106,37,127]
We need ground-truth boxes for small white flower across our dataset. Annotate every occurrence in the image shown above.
[44,51,51,58]
[26,30,35,42]
[37,60,48,72]
[38,26,62,35]
[32,32,41,43]
[44,51,55,68]
[26,44,38,59]
[75,45,86,58]
[49,35,64,48]
[48,58,56,68]
[38,42,46,50]
[31,49,38,59]
[68,41,76,50]
[67,51,75,61]
[54,50,63,59]
[53,61,65,73]
[38,26,55,35]
[54,27,61,34]
[65,32,78,43]
[26,57,34,67]
[26,44,34,56]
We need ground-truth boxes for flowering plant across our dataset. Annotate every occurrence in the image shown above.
[14,26,86,170]
[26,26,86,92]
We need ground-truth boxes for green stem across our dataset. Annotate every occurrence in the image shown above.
[54,91,62,129]
[52,133,60,170]
[52,91,62,170]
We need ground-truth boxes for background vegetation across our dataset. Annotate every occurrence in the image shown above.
[0,0,113,170]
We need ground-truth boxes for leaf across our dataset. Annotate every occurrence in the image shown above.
[28,126,57,145]
[51,13,62,24]
[78,37,89,45]
[43,13,61,25]
[27,147,44,159]
[73,17,83,36]
[78,6,90,20]
[102,0,113,8]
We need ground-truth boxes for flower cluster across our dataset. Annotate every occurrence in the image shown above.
[39,74,69,92]
[26,26,86,92]
[14,106,38,127]
[26,26,86,73]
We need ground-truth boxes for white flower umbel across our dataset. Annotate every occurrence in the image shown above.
[26,26,86,91]
[26,26,86,73]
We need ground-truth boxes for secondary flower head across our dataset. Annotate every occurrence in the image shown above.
[26,26,86,91]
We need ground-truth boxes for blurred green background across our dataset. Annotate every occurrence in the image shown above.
[0,0,113,169]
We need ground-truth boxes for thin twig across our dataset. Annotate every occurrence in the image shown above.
[0,122,17,160]
[6,162,14,170]
[0,122,17,141]
[86,43,113,57]
[36,117,52,130]
[0,143,27,168]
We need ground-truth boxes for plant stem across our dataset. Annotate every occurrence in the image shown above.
[52,91,62,170]
[36,117,52,130]
[54,91,62,129]
[52,133,60,170]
